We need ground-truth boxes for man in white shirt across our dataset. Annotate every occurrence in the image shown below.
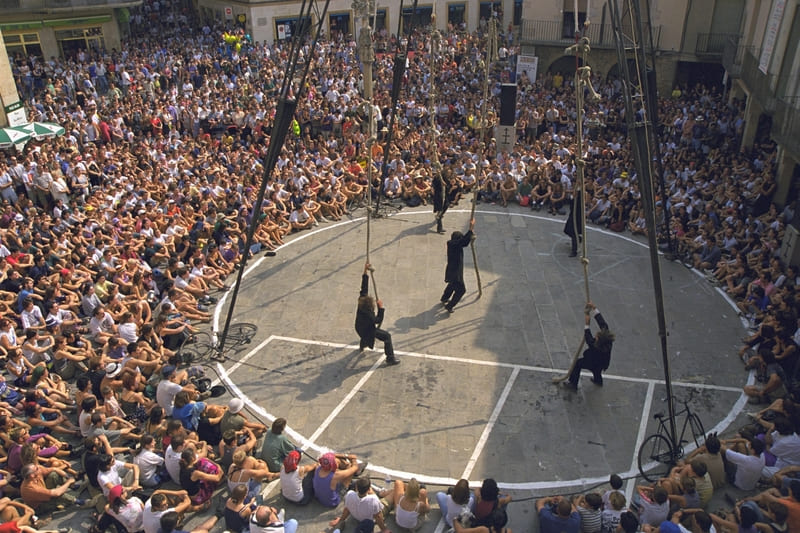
[328,477,390,531]
[722,437,765,490]
[143,490,192,533]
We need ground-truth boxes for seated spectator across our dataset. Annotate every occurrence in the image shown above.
[96,453,140,497]
[329,477,392,532]
[436,478,474,528]
[722,437,766,491]
[390,478,431,531]
[19,462,85,515]
[279,450,315,506]
[158,510,218,533]
[142,489,192,533]
[227,449,277,503]
[574,492,602,533]
[536,495,580,533]
[220,398,266,439]
[133,435,165,487]
[261,417,295,473]
[473,478,512,526]
[225,484,255,533]
[312,451,361,508]
[178,447,222,512]
[249,504,297,533]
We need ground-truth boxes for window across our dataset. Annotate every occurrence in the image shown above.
[4,32,42,60]
[275,16,313,41]
[513,0,522,26]
[479,2,502,22]
[448,3,466,28]
[401,6,432,33]
[562,12,586,39]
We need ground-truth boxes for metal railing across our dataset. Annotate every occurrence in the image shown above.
[696,32,740,56]
[741,46,778,113]
[773,96,800,161]
[519,19,661,49]
[0,0,138,10]
[722,38,753,78]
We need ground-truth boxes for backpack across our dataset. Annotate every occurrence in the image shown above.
[471,500,508,530]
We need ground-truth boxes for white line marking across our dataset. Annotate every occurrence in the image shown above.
[306,356,385,445]
[270,335,742,391]
[434,518,447,533]
[207,209,751,491]
[626,381,656,505]
[462,367,520,479]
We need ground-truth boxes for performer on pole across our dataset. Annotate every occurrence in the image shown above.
[440,219,475,313]
[432,173,448,234]
[564,188,583,257]
[356,262,399,366]
[565,302,615,388]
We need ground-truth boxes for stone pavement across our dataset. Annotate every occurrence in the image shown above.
[51,202,754,533]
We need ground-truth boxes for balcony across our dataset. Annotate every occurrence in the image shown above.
[773,97,800,161]
[741,47,777,113]
[519,19,661,50]
[722,38,753,78]
[0,0,139,12]
[696,33,740,58]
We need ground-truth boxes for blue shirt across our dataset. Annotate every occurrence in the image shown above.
[538,506,580,533]
[172,401,205,431]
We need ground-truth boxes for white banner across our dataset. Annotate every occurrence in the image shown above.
[759,0,786,74]
[495,125,516,153]
[516,55,538,84]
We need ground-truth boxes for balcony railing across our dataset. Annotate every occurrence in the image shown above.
[0,0,139,10]
[519,19,661,50]
[722,38,753,78]
[741,47,777,113]
[773,97,800,161]
[696,33,740,57]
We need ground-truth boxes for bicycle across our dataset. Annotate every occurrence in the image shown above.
[637,390,706,482]
[176,322,258,365]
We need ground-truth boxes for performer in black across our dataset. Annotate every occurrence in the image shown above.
[432,172,448,234]
[356,262,399,366]
[440,219,475,313]
[563,188,583,257]
[566,302,615,388]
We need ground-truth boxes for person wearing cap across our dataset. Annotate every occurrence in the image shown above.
[356,262,399,366]
[279,450,315,506]
[98,484,144,533]
[329,477,393,533]
[565,302,615,389]
[312,451,363,508]
[220,397,266,438]
[156,364,194,417]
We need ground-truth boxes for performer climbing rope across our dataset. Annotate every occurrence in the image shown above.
[355,262,399,366]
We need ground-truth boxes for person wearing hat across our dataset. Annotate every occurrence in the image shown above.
[355,262,399,366]
[279,450,315,506]
[155,365,194,417]
[99,484,145,533]
[220,398,266,439]
[312,451,363,508]
[441,219,475,313]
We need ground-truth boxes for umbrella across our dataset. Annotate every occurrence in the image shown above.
[0,127,32,148]
[11,121,65,139]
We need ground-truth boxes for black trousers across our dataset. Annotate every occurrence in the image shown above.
[374,328,394,357]
[568,357,603,385]
[441,280,466,308]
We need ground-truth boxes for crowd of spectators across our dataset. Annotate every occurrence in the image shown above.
[0,0,799,530]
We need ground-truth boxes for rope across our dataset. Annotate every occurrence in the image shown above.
[553,21,600,382]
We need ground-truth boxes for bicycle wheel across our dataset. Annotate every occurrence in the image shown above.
[638,434,675,482]
[177,331,214,364]
[226,322,257,346]
[688,414,706,448]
